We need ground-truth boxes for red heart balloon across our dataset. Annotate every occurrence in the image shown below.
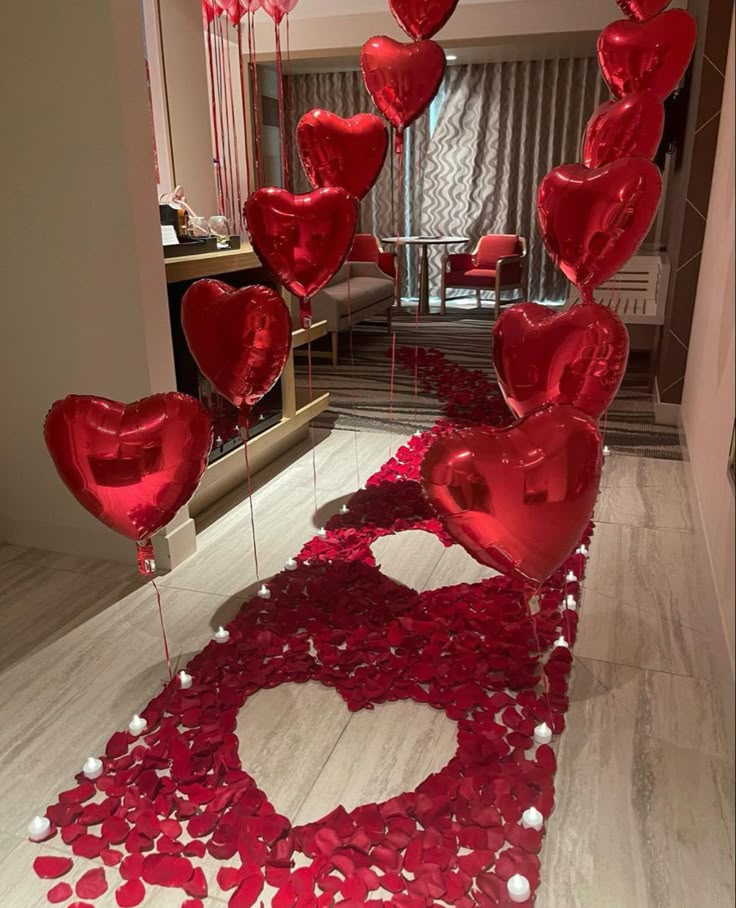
[44,394,212,545]
[597,9,697,100]
[537,158,662,304]
[493,302,630,420]
[361,37,446,151]
[181,280,292,414]
[583,90,664,169]
[421,406,602,585]
[296,110,389,201]
[244,187,357,324]
[388,0,459,40]
[615,0,672,22]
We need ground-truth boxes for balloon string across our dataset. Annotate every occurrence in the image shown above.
[274,22,290,189]
[286,15,294,184]
[214,16,232,222]
[236,17,252,202]
[151,579,173,682]
[206,18,225,215]
[224,20,243,232]
[306,322,319,517]
[523,588,556,732]
[346,267,361,488]
[248,12,264,188]
[242,425,261,583]
[388,331,397,459]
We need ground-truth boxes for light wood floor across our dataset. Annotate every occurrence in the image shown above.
[0,429,733,907]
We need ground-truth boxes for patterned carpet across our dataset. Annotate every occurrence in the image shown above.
[296,307,683,461]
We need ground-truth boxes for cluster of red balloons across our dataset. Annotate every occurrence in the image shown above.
[201,0,298,27]
[538,1,696,305]
[422,0,696,588]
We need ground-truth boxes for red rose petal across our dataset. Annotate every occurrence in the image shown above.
[183,866,208,898]
[72,834,106,859]
[101,849,123,866]
[47,881,73,903]
[229,872,264,907]
[120,853,145,881]
[142,854,194,887]
[75,867,108,899]
[34,856,74,879]
[187,811,218,839]
[182,902,204,908]
[217,866,245,891]
[101,816,129,844]
[115,879,146,908]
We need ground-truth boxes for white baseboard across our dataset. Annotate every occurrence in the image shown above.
[653,377,681,426]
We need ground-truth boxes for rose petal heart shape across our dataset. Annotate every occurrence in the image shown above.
[297,110,389,201]
[493,302,630,420]
[181,280,292,413]
[615,0,672,22]
[44,393,212,545]
[244,187,358,324]
[388,0,460,40]
[537,157,662,304]
[582,90,665,169]
[361,37,446,149]
[597,9,697,100]
[421,406,602,585]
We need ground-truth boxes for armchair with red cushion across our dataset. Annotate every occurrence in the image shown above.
[441,234,528,316]
[348,234,397,281]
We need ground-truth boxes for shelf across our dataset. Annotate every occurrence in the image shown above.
[292,321,328,348]
[164,240,261,283]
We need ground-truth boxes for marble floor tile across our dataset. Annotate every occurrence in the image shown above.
[294,698,458,826]
[236,681,352,820]
[595,483,694,532]
[600,454,690,490]
[583,522,706,628]
[576,588,712,680]
[425,541,502,590]
[541,658,735,908]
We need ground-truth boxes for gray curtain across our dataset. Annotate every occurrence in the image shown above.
[420,58,607,302]
[286,70,433,299]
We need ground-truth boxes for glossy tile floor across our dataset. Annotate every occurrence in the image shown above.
[0,428,733,907]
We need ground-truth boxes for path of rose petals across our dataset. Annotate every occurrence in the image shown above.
[30,349,593,907]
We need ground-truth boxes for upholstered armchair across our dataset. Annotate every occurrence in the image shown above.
[348,234,397,281]
[440,234,528,316]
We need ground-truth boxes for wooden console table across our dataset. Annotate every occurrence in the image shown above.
[163,240,330,516]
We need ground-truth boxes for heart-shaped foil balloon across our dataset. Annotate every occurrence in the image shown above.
[361,36,446,152]
[493,302,630,420]
[537,158,662,304]
[582,90,665,169]
[244,187,358,324]
[421,406,602,585]
[44,394,212,545]
[615,0,672,22]
[181,280,292,415]
[388,0,460,40]
[297,110,389,201]
[597,9,697,100]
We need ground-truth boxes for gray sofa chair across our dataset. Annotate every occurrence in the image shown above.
[309,261,394,366]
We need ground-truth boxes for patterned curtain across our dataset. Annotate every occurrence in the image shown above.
[420,58,607,302]
[285,70,433,299]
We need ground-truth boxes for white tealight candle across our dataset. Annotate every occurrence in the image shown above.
[128,714,147,737]
[565,594,577,611]
[317,527,327,538]
[566,570,578,583]
[339,504,349,515]
[533,722,553,746]
[257,584,271,600]
[178,670,193,690]
[576,544,589,556]
[214,627,230,644]
[507,874,531,903]
[603,445,611,457]
[28,815,51,842]
[521,806,544,831]
[553,635,569,649]
[285,557,298,571]
[82,757,103,780]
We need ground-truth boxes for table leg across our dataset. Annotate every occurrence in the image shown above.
[419,243,430,316]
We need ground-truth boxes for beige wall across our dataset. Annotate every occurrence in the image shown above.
[681,21,735,677]
[0,0,177,562]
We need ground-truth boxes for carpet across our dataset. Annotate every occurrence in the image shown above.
[296,310,683,461]
[30,359,593,908]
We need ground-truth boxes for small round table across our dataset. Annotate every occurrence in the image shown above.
[382,235,470,316]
